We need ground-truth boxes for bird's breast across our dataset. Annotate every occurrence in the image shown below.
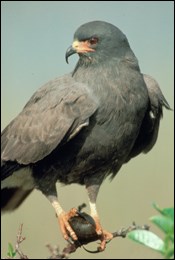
[33,65,148,186]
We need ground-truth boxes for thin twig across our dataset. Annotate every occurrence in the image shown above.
[15,224,28,259]
[46,244,69,259]
[112,221,150,238]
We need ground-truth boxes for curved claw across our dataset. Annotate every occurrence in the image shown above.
[100,230,113,250]
[58,208,78,241]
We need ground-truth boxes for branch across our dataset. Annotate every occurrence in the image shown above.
[3,224,28,259]
[3,204,150,259]
[57,221,149,256]
[15,224,28,259]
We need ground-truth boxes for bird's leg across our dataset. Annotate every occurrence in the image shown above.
[86,183,102,235]
[85,178,113,251]
[47,195,78,241]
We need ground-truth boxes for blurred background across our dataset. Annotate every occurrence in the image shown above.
[1,1,174,259]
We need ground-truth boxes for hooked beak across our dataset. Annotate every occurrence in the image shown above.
[65,40,95,64]
[65,45,76,64]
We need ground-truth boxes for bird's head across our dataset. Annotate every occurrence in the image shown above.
[65,21,132,64]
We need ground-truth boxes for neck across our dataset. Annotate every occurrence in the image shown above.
[72,55,140,107]
[72,59,120,108]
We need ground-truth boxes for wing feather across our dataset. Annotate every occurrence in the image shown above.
[1,74,98,164]
[126,74,171,161]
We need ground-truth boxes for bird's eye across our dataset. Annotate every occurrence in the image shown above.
[89,37,98,45]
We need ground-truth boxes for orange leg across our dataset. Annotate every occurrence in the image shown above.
[92,215,113,251]
[58,208,78,240]
[48,195,78,241]
[86,180,113,251]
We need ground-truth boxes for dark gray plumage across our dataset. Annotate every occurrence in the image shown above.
[1,21,171,248]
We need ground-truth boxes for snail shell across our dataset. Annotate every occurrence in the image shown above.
[68,212,99,245]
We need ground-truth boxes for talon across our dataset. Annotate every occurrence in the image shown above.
[96,227,102,235]
[58,208,78,241]
[89,215,113,251]
[91,216,103,235]
[102,230,113,241]
[98,230,113,251]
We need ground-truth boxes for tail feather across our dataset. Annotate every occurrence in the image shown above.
[1,188,33,212]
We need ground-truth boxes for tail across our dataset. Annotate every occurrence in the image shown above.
[1,122,34,212]
[1,187,33,212]
[1,161,34,212]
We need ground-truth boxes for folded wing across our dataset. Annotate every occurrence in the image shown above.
[1,75,98,166]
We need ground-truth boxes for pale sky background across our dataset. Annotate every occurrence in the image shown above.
[1,1,174,259]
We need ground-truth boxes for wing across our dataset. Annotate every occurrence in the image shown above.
[126,74,171,161]
[1,74,98,165]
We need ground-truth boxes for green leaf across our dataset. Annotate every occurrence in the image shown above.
[150,215,174,235]
[162,208,174,221]
[165,247,174,259]
[153,203,174,220]
[128,230,165,253]
[7,243,16,258]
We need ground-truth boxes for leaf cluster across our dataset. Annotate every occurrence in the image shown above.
[128,203,174,259]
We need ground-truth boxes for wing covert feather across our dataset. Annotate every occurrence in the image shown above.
[1,75,98,164]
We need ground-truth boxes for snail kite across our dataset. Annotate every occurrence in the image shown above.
[1,21,171,249]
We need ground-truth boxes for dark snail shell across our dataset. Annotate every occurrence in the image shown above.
[68,212,100,245]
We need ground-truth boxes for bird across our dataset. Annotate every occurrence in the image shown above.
[1,21,171,250]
